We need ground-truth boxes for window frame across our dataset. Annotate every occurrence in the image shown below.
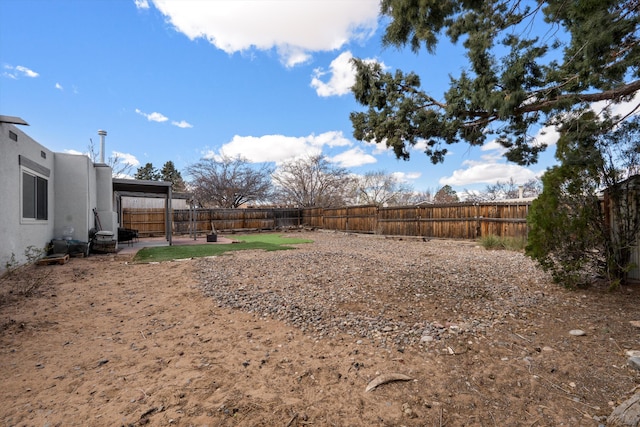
[20,167,49,223]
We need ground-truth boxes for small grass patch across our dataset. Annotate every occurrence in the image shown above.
[478,234,527,251]
[133,233,313,263]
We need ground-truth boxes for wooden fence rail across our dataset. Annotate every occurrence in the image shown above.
[122,201,531,239]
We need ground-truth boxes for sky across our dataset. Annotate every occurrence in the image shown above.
[1,0,637,197]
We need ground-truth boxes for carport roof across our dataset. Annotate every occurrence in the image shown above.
[112,178,171,195]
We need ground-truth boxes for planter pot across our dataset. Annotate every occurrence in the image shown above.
[207,234,218,242]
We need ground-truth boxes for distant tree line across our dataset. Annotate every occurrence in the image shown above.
[179,153,540,208]
[134,161,186,192]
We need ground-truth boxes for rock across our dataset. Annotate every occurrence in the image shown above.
[607,393,640,427]
[402,402,417,418]
[626,350,640,358]
[628,357,640,371]
[365,373,413,392]
[569,329,586,336]
[629,321,640,328]
[420,335,434,343]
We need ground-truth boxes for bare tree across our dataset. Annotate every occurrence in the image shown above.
[187,155,273,208]
[351,170,414,206]
[463,178,542,201]
[87,138,135,178]
[394,189,435,206]
[272,154,354,207]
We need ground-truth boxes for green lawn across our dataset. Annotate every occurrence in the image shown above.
[133,233,313,263]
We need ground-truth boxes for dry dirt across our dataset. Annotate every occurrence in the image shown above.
[1,231,639,427]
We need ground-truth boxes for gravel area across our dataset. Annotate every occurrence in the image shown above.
[195,231,555,347]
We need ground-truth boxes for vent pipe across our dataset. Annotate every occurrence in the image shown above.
[98,130,107,163]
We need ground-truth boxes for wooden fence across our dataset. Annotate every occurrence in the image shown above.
[302,202,530,239]
[123,208,303,237]
[123,201,531,240]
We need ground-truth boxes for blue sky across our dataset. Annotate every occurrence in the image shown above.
[2,0,636,196]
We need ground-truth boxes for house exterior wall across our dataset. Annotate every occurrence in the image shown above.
[0,122,118,272]
[95,164,117,233]
[0,122,56,270]
[53,157,116,238]
[53,153,95,241]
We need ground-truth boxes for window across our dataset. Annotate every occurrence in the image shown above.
[22,170,48,220]
[9,130,18,141]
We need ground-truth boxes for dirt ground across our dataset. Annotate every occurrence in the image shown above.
[1,234,639,427]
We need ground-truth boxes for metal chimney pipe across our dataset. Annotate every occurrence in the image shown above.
[98,130,107,163]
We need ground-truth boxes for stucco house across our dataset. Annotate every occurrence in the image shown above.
[0,116,119,271]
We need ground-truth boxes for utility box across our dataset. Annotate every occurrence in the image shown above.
[207,234,217,242]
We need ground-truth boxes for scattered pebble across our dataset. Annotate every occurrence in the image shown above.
[569,329,586,336]
[195,233,553,347]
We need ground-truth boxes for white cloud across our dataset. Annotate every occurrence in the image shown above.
[134,0,150,9]
[436,126,552,188]
[593,91,640,119]
[149,0,379,66]
[328,147,377,168]
[439,159,539,187]
[112,151,140,167]
[371,141,392,155]
[172,120,193,128]
[391,171,422,183]
[516,92,640,152]
[311,51,356,97]
[136,108,192,127]
[3,64,39,79]
[15,65,39,78]
[147,112,168,122]
[204,131,354,163]
[135,108,169,122]
[311,52,384,97]
[307,130,352,148]
[63,149,84,155]
[55,82,63,91]
[479,139,506,153]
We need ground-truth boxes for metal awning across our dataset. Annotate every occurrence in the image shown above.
[112,179,173,245]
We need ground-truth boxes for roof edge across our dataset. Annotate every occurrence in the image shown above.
[0,115,29,126]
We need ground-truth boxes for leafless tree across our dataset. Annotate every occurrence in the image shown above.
[87,138,135,178]
[272,154,355,207]
[186,155,273,208]
[463,178,542,201]
[350,170,414,206]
